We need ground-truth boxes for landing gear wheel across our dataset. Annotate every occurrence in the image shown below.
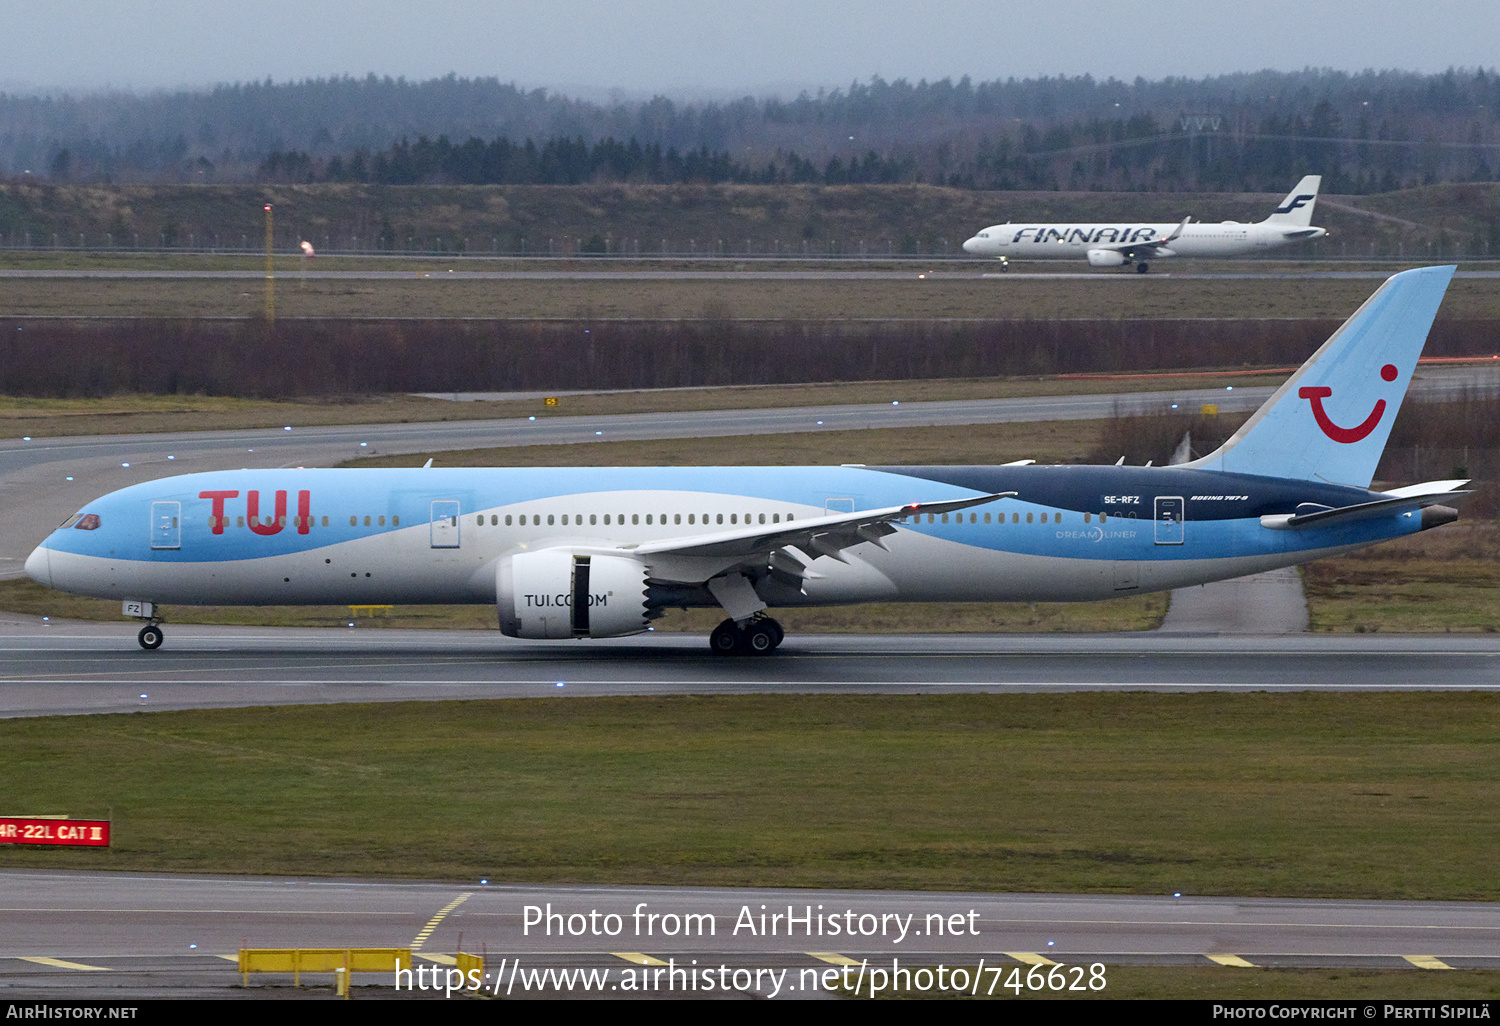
[710,619,744,655]
[137,625,164,650]
[744,621,780,656]
[1136,261,1149,274]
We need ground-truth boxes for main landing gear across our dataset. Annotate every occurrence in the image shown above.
[137,623,164,650]
[1135,261,1150,274]
[710,616,784,656]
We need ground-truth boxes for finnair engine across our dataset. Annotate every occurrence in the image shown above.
[497,550,651,639]
[1086,249,1128,267]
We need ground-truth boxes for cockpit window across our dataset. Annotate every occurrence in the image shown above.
[74,514,101,531]
[59,514,83,529]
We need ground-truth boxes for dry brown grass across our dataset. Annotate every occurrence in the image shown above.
[4,273,1500,320]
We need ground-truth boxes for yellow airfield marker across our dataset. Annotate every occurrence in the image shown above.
[19,956,109,971]
[1004,951,1060,966]
[808,952,861,966]
[612,952,668,965]
[1207,954,1258,967]
[1404,955,1454,970]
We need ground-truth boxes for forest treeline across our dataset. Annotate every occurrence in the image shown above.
[8,69,1500,193]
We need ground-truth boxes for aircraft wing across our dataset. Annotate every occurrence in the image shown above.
[1093,216,1190,257]
[623,492,1012,561]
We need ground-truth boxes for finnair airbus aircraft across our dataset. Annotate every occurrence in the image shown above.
[961,175,1326,272]
[26,266,1463,655]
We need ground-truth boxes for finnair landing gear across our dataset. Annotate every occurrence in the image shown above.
[1136,261,1150,274]
[709,616,784,656]
[137,624,164,650]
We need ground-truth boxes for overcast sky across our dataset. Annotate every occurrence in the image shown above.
[6,1,1497,96]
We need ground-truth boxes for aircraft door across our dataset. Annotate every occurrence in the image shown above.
[430,500,461,548]
[150,501,181,550]
[1154,496,1185,545]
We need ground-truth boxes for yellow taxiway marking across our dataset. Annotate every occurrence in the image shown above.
[420,954,458,965]
[1207,954,1257,967]
[18,957,109,971]
[410,892,472,951]
[1004,952,1059,966]
[612,952,668,966]
[808,952,861,966]
[215,954,239,962]
[1404,955,1454,970]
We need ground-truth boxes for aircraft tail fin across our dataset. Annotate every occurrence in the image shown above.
[1262,175,1321,226]
[1181,265,1455,488]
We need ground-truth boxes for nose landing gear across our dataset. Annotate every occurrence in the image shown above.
[709,615,784,656]
[124,600,165,650]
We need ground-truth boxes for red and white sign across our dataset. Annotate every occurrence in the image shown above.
[0,817,110,846]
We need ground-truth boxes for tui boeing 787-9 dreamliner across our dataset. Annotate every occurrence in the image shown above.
[26,266,1464,655]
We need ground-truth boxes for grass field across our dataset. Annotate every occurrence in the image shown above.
[2,693,1497,900]
[1304,523,1500,633]
[5,269,1500,320]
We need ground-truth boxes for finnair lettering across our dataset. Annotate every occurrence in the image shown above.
[524,593,610,608]
[1012,227,1156,244]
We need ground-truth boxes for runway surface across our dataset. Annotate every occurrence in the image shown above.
[1,869,1495,998]
[0,620,1496,718]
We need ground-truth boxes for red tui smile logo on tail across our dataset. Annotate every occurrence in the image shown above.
[1299,364,1399,443]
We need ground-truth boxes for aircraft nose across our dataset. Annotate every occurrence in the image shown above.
[24,545,51,588]
[962,236,980,253]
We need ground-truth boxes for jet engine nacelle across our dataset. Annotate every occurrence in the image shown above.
[497,550,650,639]
[1086,248,1128,267]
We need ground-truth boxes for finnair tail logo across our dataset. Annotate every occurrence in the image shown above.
[1275,194,1316,214]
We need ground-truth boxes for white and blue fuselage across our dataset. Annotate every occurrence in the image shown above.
[24,463,1436,607]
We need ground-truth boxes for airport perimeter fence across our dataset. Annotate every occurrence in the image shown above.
[0,232,1495,262]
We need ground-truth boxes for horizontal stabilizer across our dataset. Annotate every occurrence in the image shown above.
[1260,480,1470,530]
